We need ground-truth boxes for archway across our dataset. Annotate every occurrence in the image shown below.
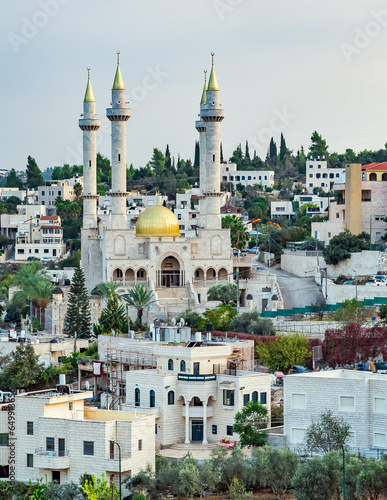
[112,268,123,282]
[125,268,135,284]
[382,173,387,181]
[136,268,147,284]
[194,267,204,283]
[206,267,216,282]
[370,172,377,181]
[218,268,228,281]
[160,256,181,288]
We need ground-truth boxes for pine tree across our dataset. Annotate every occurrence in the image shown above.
[5,168,24,189]
[26,156,44,189]
[220,142,224,163]
[194,141,200,167]
[64,266,92,342]
[279,133,287,161]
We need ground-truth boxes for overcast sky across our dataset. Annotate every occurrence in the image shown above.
[2,0,387,172]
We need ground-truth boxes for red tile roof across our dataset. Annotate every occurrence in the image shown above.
[40,215,59,220]
[362,162,387,171]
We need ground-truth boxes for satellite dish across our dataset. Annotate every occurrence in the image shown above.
[180,318,185,326]
[85,381,90,390]
[171,318,176,326]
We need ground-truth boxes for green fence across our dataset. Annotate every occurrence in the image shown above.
[260,297,387,318]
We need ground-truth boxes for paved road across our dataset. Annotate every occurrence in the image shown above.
[261,263,325,309]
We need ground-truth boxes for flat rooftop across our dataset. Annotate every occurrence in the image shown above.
[287,369,387,381]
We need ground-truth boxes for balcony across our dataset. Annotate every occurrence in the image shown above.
[182,406,214,418]
[121,405,160,418]
[34,448,70,469]
[107,456,132,472]
[177,373,217,382]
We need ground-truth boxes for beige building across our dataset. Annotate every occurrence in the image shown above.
[38,181,78,215]
[270,194,331,219]
[98,335,271,448]
[312,163,387,244]
[12,388,155,494]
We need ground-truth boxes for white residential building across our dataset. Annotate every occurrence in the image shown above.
[270,194,331,219]
[14,214,66,261]
[284,370,387,452]
[305,159,345,194]
[97,335,271,448]
[13,388,155,494]
[1,205,46,239]
[221,162,274,190]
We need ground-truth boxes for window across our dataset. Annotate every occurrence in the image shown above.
[252,391,258,403]
[118,154,121,162]
[83,441,94,456]
[328,232,331,238]
[318,164,321,169]
[17,249,24,254]
[155,423,158,435]
[58,190,61,196]
[180,360,186,372]
[340,396,355,411]
[46,437,55,452]
[138,439,142,451]
[374,433,386,447]
[292,428,306,443]
[35,249,39,254]
[374,397,385,413]
[27,454,33,468]
[309,183,313,187]
[27,422,33,435]
[260,392,267,405]
[309,164,313,168]
[248,176,251,180]
[242,176,245,180]
[42,190,45,196]
[110,441,115,459]
[213,154,215,162]
[0,434,8,446]
[168,359,174,371]
[150,390,155,408]
[226,425,233,436]
[168,390,174,405]
[243,394,250,406]
[212,425,217,435]
[336,173,340,177]
[223,390,234,406]
[44,249,49,254]
[135,388,140,407]
[336,213,340,219]
[291,394,306,409]
[178,214,182,220]
[69,402,73,410]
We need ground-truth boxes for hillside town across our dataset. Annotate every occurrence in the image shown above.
[3,3,387,499]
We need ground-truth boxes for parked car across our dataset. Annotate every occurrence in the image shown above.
[27,256,39,261]
[40,257,53,262]
[288,365,312,374]
[373,275,387,282]
[343,281,354,285]
[365,280,378,286]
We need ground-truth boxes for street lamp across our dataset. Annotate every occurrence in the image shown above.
[111,441,122,500]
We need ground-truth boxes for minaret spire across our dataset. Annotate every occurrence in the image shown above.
[84,67,95,102]
[200,70,207,104]
[113,50,125,89]
[208,52,219,91]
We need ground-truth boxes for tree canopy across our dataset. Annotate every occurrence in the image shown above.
[322,230,369,265]
[207,283,236,305]
[232,401,269,448]
[305,409,351,454]
[26,155,44,189]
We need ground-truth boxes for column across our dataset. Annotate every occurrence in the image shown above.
[185,399,190,444]
[202,401,208,445]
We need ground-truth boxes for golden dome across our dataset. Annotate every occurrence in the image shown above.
[135,204,180,237]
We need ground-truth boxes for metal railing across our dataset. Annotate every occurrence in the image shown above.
[35,447,69,457]
[177,373,217,382]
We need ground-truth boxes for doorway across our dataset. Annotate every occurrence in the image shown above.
[193,362,200,375]
[161,256,181,287]
[192,421,203,441]
[52,471,60,484]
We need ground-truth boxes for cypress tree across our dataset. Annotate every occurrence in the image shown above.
[279,133,287,161]
[26,156,44,189]
[64,266,92,342]
[245,141,250,164]
[5,168,24,189]
[194,141,200,167]
[269,138,277,160]
[165,144,171,169]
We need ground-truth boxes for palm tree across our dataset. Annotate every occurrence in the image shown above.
[13,275,54,331]
[92,281,127,334]
[120,284,156,325]
[92,282,120,309]
[222,214,250,250]
[34,280,55,330]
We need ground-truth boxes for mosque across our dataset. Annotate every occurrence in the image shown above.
[79,54,280,318]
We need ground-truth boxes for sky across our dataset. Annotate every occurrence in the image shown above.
[1,0,387,172]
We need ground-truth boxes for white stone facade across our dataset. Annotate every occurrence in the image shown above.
[305,159,345,193]
[221,163,274,190]
[13,389,155,494]
[284,370,387,451]
[38,181,77,215]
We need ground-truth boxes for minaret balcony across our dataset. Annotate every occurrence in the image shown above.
[106,108,131,121]
[201,109,225,122]
[79,118,101,130]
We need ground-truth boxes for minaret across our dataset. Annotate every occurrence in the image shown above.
[79,68,100,228]
[106,52,131,229]
[195,70,207,226]
[201,53,225,230]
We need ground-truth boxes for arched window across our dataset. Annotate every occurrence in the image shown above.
[180,360,186,372]
[168,359,174,371]
[135,388,140,407]
[150,390,155,408]
[252,391,258,403]
[168,390,175,405]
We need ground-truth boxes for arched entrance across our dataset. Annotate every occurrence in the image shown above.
[158,255,184,288]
